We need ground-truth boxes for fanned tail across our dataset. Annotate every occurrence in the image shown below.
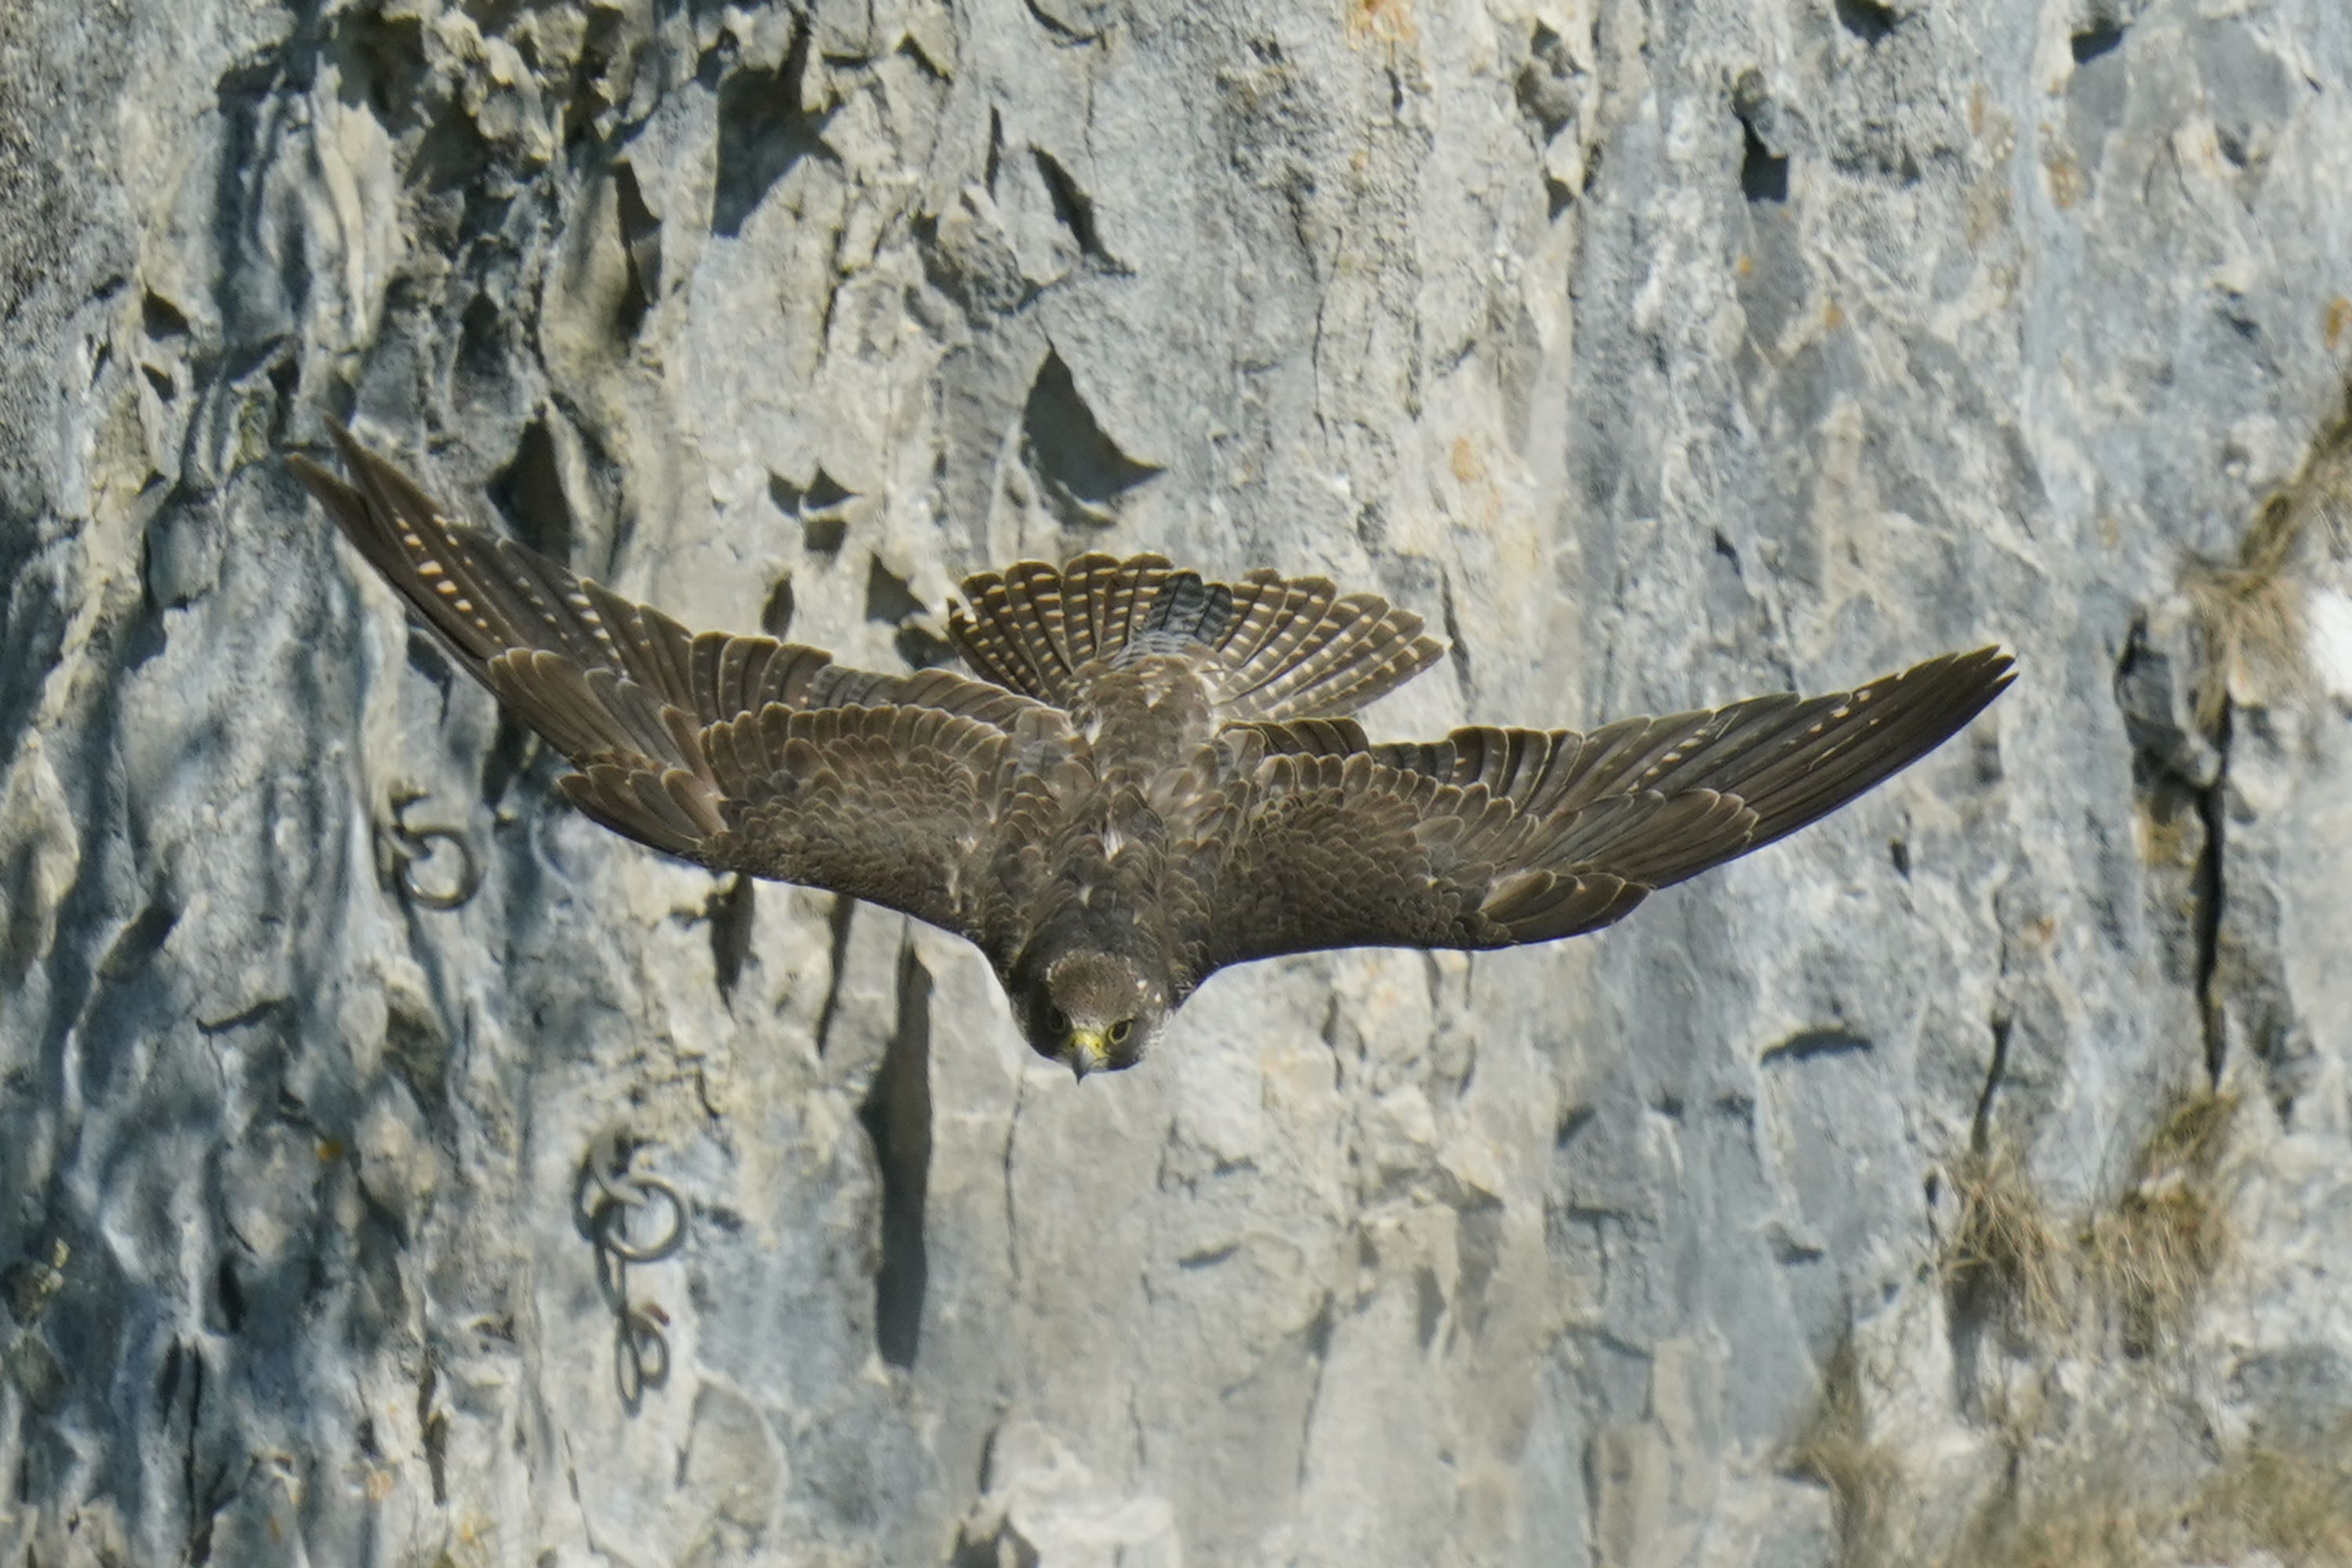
[949,553,1447,721]
[1209,568,1445,721]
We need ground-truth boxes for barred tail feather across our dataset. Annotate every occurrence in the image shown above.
[1214,586,1442,721]
[949,554,1446,720]
[951,554,1176,703]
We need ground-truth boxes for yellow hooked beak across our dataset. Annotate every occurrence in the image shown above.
[1062,1029,1107,1082]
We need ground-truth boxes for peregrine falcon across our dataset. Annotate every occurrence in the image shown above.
[291,423,2013,1080]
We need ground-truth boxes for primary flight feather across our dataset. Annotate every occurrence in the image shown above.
[290,423,2014,1080]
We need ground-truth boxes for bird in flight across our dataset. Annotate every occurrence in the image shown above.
[291,423,2013,1081]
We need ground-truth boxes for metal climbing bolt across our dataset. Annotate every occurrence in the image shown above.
[376,789,481,911]
[579,1127,688,1265]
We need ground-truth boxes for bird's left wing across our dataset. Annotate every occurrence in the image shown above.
[1187,648,2013,978]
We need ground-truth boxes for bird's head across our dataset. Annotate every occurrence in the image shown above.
[1012,950,1167,1081]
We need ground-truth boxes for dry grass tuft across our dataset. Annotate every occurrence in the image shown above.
[1941,1145,2071,1336]
[2139,1084,2238,1174]
[2190,1431,2352,1563]
[2301,397,2352,561]
[1790,1334,1904,1567]
[1932,1091,2240,1360]
[2183,489,2309,731]
[2082,1090,2238,1356]
[1940,1428,2352,1568]
[2180,383,2352,729]
[1945,1494,2148,1568]
[1798,1092,2336,1568]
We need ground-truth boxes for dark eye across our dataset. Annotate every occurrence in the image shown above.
[1047,1007,1069,1035]
[1108,1018,1133,1046]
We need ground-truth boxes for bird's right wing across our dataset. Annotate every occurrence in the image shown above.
[290,422,1065,935]
[478,666,1065,940]
[674,702,1061,941]
[289,420,1044,735]
[1189,648,2013,977]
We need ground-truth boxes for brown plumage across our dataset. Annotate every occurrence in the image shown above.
[290,422,2016,1080]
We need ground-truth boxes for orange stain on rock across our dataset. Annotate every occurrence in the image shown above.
[1450,437,1485,483]
[1347,0,1415,45]
[2042,141,2085,209]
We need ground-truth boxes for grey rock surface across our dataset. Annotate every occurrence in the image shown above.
[4,0,2351,1563]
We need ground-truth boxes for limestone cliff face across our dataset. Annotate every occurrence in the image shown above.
[4,1,2350,1563]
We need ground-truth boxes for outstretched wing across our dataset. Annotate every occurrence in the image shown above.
[289,422,1058,935]
[289,421,1039,733]
[676,702,1051,940]
[1190,648,2014,976]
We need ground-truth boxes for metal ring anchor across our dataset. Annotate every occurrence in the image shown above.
[376,791,481,911]
[388,823,481,909]
[613,1305,672,1408]
[578,1129,688,1265]
[575,1129,684,1410]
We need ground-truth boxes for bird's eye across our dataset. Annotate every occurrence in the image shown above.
[1108,1018,1133,1046]
[1047,1007,1070,1035]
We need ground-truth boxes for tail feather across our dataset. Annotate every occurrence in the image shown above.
[949,554,1446,722]
[1228,594,1428,715]
[1061,554,1170,666]
[1129,573,1236,657]
[1217,574,1339,694]
[953,556,1178,696]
